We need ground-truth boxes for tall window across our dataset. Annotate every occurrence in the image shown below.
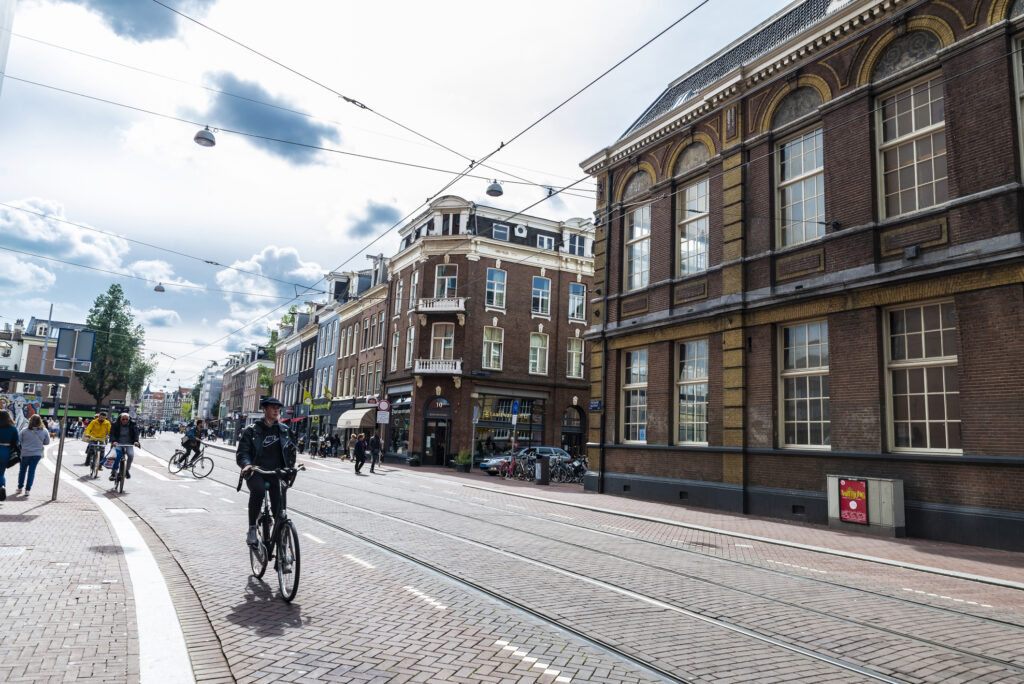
[405,326,415,368]
[781,321,830,447]
[676,340,708,443]
[778,128,824,246]
[374,360,382,394]
[492,223,509,241]
[369,316,377,350]
[678,178,709,274]
[879,77,946,217]
[569,283,586,321]
[409,271,419,310]
[529,333,548,374]
[537,235,555,250]
[532,276,551,316]
[394,279,403,315]
[625,205,650,290]
[431,323,454,360]
[378,312,386,345]
[358,364,366,396]
[567,234,586,256]
[887,302,959,451]
[391,331,399,371]
[435,265,457,298]
[486,268,506,308]
[483,326,504,370]
[362,319,370,350]
[567,338,584,379]
[331,321,338,354]
[623,349,648,442]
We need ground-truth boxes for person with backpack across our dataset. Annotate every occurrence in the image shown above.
[369,430,382,473]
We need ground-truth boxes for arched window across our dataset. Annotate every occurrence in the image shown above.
[872,31,941,81]
[622,171,652,200]
[622,171,652,291]
[673,142,710,177]
[772,87,823,129]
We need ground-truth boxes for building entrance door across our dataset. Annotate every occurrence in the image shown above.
[423,419,450,466]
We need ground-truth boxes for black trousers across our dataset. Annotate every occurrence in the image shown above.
[246,472,283,526]
[354,453,366,472]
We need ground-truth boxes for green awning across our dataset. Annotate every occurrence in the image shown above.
[41,408,94,418]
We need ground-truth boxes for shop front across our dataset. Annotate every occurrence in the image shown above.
[422,396,452,466]
[560,405,585,458]
[385,386,412,457]
[472,393,546,458]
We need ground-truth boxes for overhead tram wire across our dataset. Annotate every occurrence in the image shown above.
[3,29,595,197]
[147,0,597,195]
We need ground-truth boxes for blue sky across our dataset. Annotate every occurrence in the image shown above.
[0,0,792,390]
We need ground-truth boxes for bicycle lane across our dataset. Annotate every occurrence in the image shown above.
[37,445,194,684]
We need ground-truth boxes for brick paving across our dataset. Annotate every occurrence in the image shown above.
[6,435,1024,683]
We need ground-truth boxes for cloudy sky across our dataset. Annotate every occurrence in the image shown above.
[0,0,791,392]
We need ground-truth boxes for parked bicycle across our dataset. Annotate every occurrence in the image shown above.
[167,443,214,478]
[237,464,304,602]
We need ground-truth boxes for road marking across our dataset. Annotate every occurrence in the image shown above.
[343,554,374,569]
[764,559,827,574]
[402,585,447,610]
[40,451,192,684]
[548,513,573,519]
[601,524,634,533]
[219,498,233,504]
[735,543,753,548]
[508,504,527,510]
[131,463,170,481]
[198,490,211,496]
[303,533,325,544]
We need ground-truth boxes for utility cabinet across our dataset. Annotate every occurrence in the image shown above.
[827,475,905,538]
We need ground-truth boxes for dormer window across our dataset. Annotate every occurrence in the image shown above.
[536,235,555,250]
[492,224,509,241]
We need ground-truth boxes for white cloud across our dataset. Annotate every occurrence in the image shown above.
[0,198,130,269]
[134,307,182,327]
[127,259,202,289]
[0,253,57,292]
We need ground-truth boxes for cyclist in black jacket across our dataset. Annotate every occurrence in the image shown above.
[236,397,296,545]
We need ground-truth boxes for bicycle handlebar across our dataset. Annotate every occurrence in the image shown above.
[236,464,305,491]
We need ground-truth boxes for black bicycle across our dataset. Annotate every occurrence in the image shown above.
[110,446,132,494]
[237,465,304,602]
[168,444,213,478]
[85,439,106,479]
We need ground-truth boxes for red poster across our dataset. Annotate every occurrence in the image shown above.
[839,479,868,524]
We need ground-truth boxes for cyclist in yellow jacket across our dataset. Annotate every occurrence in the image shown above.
[81,412,111,467]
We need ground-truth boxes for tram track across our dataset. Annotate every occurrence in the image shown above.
[179,444,1024,682]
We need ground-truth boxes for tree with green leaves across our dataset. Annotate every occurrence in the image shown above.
[257,365,273,394]
[76,284,155,410]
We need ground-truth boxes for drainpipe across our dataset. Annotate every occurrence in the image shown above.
[598,176,613,494]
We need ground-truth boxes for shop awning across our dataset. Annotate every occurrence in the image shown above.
[337,407,375,430]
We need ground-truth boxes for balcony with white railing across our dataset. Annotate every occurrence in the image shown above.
[415,297,466,313]
[414,358,463,375]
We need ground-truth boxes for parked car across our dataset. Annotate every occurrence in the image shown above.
[478,446,571,475]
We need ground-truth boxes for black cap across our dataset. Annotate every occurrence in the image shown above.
[260,397,284,408]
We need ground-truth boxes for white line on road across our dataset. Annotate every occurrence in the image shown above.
[343,553,374,568]
[601,525,634,533]
[219,498,233,504]
[402,585,447,610]
[198,491,211,496]
[303,533,325,544]
[131,463,170,481]
[41,450,193,684]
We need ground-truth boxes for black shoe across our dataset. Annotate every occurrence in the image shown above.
[246,526,258,546]
[109,474,116,481]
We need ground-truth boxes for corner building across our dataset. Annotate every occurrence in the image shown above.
[383,196,594,465]
[581,0,1024,550]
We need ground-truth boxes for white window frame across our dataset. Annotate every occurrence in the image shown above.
[536,234,555,250]
[567,234,586,256]
[430,322,454,360]
[378,312,386,346]
[625,204,651,291]
[676,339,708,445]
[568,283,586,322]
[779,320,830,448]
[492,223,509,241]
[884,300,960,454]
[877,75,947,219]
[486,268,506,310]
[482,326,504,370]
[405,326,415,368]
[394,278,403,317]
[567,338,584,379]
[374,360,382,394]
[409,271,419,311]
[777,127,825,247]
[529,332,549,375]
[434,264,458,299]
[622,349,648,443]
[532,276,551,317]
[678,177,710,275]
[391,331,399,371]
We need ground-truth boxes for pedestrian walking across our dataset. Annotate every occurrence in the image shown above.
[0,409,21,501]
[16,414,50,498]
[347,433,356,462]
[369,430,381,473]
[353,432,367,474]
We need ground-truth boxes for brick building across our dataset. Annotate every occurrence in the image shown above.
[580,0,1024,550]
[382,195,594,465]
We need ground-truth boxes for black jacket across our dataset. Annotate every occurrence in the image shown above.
[235,420,296,471]
[110,419,140,445]
[369,434,381,454]
[353,438,366,459]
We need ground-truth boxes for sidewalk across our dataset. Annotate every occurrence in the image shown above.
[397,464,1024,587]
[0,463,137,684]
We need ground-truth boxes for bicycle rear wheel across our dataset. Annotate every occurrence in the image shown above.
[250,538,268,578]
[90,448,102,479]
[168,450,185,474]
[192,456,213,479]
[276,520,300,602]
[116,459,126,493]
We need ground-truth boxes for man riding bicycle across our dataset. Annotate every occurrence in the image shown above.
[236,397,295,547]
[109,412,141,480]
[180,419,204,466]
[81,411,111,467]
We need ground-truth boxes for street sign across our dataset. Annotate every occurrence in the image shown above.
[54,328,95,372]
[376,410,389,424]
[511,400,519,415]
[472,406,479,424]
[378,399,391,412]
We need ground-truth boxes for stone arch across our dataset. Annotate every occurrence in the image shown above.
[857,18,954,86]
[613,162,657,203]
[987,0,1024,25]
[760,75,831,133]
[666,133,716,178]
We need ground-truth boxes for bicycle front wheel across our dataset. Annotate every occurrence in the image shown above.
[116,460,126,493]
[276,520,300,602]
[192,456,213,479]
[90,449,102,479]
[168,450,185,474]
[250,539,268,578]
